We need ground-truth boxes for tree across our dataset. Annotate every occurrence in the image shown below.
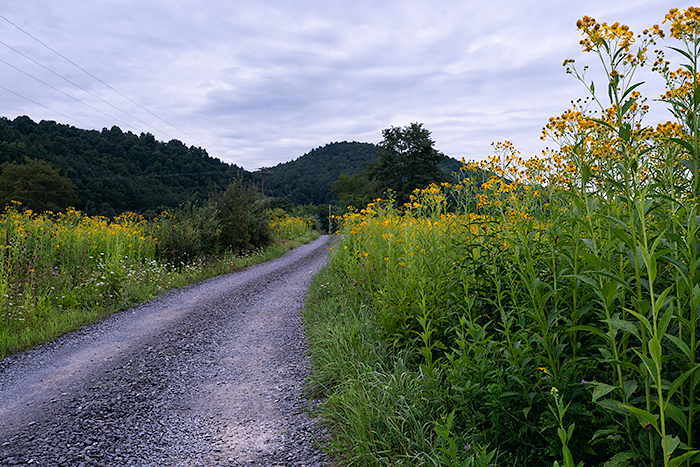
[265,141,379,206]
[0,158,79,212]
[213,178,271,252]
[369,123,447,206]
[332,169,380,211]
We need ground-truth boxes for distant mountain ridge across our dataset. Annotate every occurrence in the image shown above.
[264,141,464,206]
[264,141,379,205]
[0,116,464,214]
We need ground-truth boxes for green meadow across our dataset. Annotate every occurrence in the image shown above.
[304,8,700,467]
[0,202,316,360]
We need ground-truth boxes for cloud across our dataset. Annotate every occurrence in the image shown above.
[0,0,695,170]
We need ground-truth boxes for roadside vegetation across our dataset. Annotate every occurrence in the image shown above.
[0,179,317,360]
[304,8,700,467]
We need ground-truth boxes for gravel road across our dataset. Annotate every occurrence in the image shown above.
[0,235,331,466]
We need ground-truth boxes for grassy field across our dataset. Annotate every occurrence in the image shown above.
[304,8,700,467]
[0,204,317,360]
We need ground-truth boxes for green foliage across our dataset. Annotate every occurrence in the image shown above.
[0,118,466,214]
[0,206,160,358]
[0,117,247,216]
[212,178,272,252]
[263,140,463,210]
[269,213,314,240]
[304,8,700,467]
[369,123,448,206]
[0,158,79,212]
[0,200,317,359]
[149,201,222,264]
[264,141,379,206]
[304,268,454,466]
[285,203,341,233]
[151,179,272,264]
[305,262,503,466]
[332,169,381,212]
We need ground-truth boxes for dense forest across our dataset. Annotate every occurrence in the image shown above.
[0,116,466,215]
[263,141,379,205]
[264,141,464,206]
[0,116,248,216]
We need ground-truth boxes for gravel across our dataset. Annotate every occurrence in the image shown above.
[0,235,332,466]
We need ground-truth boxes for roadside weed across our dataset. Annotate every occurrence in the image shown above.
[305,8,700,467]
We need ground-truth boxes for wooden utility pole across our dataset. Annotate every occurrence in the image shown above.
[256,167,271,199]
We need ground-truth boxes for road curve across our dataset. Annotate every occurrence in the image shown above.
[0,235,331,466]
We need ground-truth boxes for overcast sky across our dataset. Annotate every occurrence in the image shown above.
[0,1,694,171]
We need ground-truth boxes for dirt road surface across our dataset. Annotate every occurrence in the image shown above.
[0,235,331,466]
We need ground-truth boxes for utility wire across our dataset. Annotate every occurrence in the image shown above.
[0,38,176,139]
[0,84,92,128]
[0,56,136,131]
[0,14,222,156]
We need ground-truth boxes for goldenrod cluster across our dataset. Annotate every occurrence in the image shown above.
[327,11,700,465]
[661,68,700,102]
[269,215,313,240]
[654,121,686,139]
[405,183,448,216]
[576,16,635,57]
[664,7,700,40]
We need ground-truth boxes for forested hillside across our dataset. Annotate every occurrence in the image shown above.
[263,142,378,205]
[0,116,467,215]
[0,116,248,216]
[264,141,464,206]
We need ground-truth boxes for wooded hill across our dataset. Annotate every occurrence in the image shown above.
[0,116,247,216]
[264,142,378,206]
[264,142,464,206]
[0,116,465,215]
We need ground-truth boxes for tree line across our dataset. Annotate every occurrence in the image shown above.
[0,116,469,219]
[0,116,247,216]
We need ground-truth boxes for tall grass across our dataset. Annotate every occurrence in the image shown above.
[0,202,318,360]
[0,205,161,358]
[270,213,315,240]
[305,8,700,467]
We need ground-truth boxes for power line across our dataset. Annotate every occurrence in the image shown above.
[0,38,176,139]
[0,84,92,128]
[0,14,234,162]
[0,56,136,130]
[0,14,221,154]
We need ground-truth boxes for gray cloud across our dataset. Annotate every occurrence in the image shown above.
[0,0,692,170]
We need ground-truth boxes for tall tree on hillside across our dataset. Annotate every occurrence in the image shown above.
[369,123,447,206]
